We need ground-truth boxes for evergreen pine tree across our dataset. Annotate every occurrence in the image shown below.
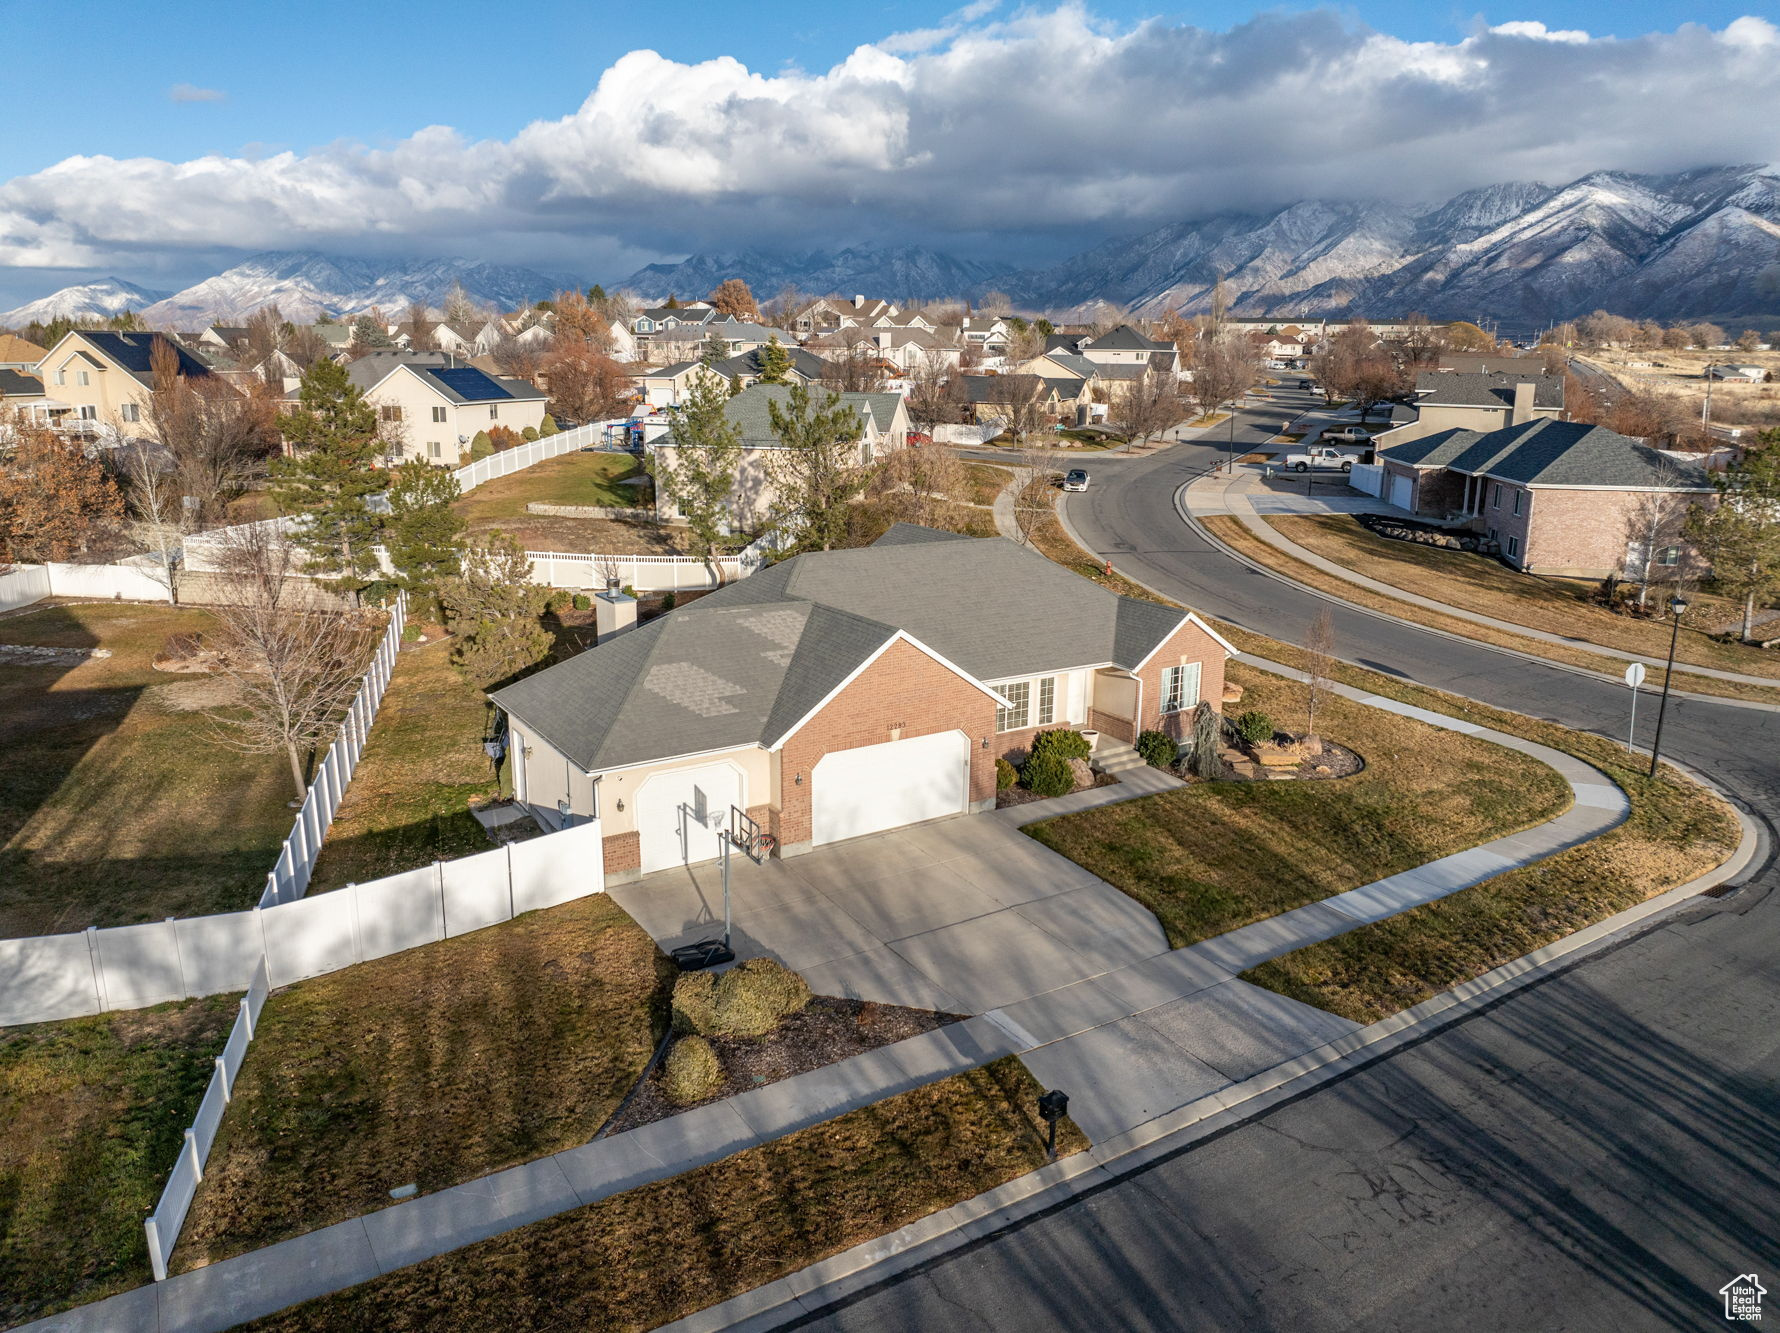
[384,462,465,596]
[765,385,865,552]
[270,359,385,590]
[648,370,744,579]
[756,336,793,385]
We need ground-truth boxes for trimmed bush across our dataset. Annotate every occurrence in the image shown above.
[996,757,1018,790]
[1020,750,1075,799]
[539,415,560,437]
[469,430,494,460]
[672,958,812,1039]
[521,425,540,442]
[661,591,677,611]
[571,593,592,611]
[1135,730,1177,769]
[1029,728,1091,764]
[400,624,422,643]
[1235,710,1276,745]
[545,589,572,613]
[661,1035,723,1106]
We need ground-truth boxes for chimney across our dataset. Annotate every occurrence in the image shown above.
[1510,379,1535,427]
[595,587,638,642]
[876,330,891,349]
[853,294,865,308]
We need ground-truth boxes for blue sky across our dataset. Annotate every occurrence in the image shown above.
[8,1,1768,179]
[2,2,1777,305]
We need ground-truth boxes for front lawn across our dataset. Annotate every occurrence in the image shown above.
[1274,514,1780,681]
[1026,663,1572,948]
[174,895,671,1270]
[0,997,235,1326]
[306,637,499,892]
[239,1057,1084,1333]
[0,603,292,937]
[962,461,1013,507]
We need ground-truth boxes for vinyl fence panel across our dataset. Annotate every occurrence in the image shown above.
[262,892,359,989]
[441,846,514,937]
[92,920,187,1011]
[0,933,101,1026]
[173,911,268,997]
[511,819,604,914]
[351,866,444,959]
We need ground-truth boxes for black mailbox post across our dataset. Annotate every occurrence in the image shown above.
[1037,1089,1070,1159]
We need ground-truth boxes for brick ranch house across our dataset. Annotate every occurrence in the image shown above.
[491,524,1233,882]
[1378,418,1713,578]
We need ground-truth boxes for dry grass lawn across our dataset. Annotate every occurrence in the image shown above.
[1274,513,1780,680]
[0,603,293,937]
[962,461,1013,507]
[1027,664,1571,948]
[175,895,672,1270]
[454,451,682,554]
[0,997,235,1326]
[306,637,499,892]
[1583,348,1780,431]
[238,1057,1084,1333]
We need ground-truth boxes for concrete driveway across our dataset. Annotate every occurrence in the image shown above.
[608,813,1172,1016]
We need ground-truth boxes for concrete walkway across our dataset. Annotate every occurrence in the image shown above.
[1185,465,1780,692]
[27,659,1631,1333]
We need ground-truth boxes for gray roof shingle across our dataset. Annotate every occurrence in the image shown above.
[1386,419,1711,489]
[1414,371,1564,410]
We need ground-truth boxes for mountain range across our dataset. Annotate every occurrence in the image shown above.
[5,166,1777,331]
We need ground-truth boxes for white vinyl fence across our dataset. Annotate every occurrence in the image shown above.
[934,419,1006,446]
[450,417,632,491]
[144,957,268,1282]
[525,549,763,593]
[0,560,172,612]
[1347,462,1384,498]
[135,814,605,1280]
[260,592,407,908]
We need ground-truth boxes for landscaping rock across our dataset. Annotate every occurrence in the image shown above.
[1221,683,1245,705]
[1258,743,1305,767]
[1066,757,1095,790]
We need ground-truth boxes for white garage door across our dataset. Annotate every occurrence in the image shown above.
[1388,473,1413,511]
[812,731,968,846]
[636,763,744,874]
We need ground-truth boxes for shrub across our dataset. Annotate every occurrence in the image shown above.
[488,425,522,452]
[1235,710,1276,745]
[400,623,422,643]
[672,958,811,1039]
[360,579,399,606]
[521,425,540,442]
[661,1035,723,1106]
[661,591,677,611]
[1029,728,1091,763]
[1020,750,1075,798]
[571,593,592,611]
[996,757,1018,790]
[539,415,560,437]
[545,589,572,613]
[1136,730,1177,768]
[1190,701,1224,779]
[469,430,494,460]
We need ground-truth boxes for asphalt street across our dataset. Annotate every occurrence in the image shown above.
[795,387,1780,1332]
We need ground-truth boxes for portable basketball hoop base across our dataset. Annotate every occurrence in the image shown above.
[671,807,773,972]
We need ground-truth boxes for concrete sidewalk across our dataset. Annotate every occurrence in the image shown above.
[1186,466,1780,692]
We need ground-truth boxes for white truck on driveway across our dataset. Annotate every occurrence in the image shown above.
[1282,445,1357,473]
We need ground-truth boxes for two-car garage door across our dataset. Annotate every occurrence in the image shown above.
[812,731,968,846]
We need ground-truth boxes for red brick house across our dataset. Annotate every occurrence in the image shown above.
[1378,419,1713,577]
[492,525,1233,881]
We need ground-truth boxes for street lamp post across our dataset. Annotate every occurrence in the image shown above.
[1647,594,1689,778]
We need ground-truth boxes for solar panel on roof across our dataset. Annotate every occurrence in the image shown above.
[428,366,511,401]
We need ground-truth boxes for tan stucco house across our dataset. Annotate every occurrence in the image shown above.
[34,329,215,437]
[492,524,1233,879]
[346,351,547,464]
[1374,370,1565,449]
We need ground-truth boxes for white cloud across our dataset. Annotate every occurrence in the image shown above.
[169,83,226,103]
[4,7,1778,275]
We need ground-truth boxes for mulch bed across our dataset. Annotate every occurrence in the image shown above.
[996,771,1120,808]
[603,997,963,1135]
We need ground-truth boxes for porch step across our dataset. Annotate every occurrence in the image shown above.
[1092,742,1151,775]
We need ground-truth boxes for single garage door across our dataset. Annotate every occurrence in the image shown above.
[812,731,968,846]
[1388,473,1413,511]
[636,763,744,874]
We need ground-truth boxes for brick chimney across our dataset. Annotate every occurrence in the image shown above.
[1510,379,1535,426]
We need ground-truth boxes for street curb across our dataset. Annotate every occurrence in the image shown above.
[1173,475,1780,714]
[665,799,1758,1333]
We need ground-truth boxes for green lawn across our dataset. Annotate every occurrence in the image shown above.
[1026,663,1572,948]
[239,1057,1084,1333]
[175,895,671,1270]
[1,996,235,1326]
[306,637,498,892]
[454,450,651,527]
[0,603,293,937]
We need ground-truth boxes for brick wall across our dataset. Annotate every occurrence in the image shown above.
[603,831,640,876]
[1135,620,1228,745]
[775,638,997,849]
[1517,487,1707,578]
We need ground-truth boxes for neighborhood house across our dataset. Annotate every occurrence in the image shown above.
[348,351,547,463]
[492,524,1232,879]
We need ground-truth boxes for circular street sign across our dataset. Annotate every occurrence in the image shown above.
[1625,662,1647,688]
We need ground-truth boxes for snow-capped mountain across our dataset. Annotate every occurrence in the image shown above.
[136,252,577,326]
[1007,165,1780,325]
[0,277,171,327]
[620,246,1014,304]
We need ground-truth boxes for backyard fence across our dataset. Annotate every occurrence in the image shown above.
[1347,462,1385,498]
[143,957,269,1282]
[0,560,173,612]
[450,418,628,491]
[525,549,762,593]
[259,592,407,908]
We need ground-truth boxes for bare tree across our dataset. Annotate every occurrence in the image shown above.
[1110,369,1186,449]
[404,300,438,353]
[147,338,277,523]
[905,352,963,438]
[1004,319,1046,363]
[872,442,965,527]
[820,344,888,392]
[1621,464,1702,607]
[202,523,373,800]
[119,441,186,603]
[1007,447,1056,546]
[1303,608,1335,740]
[1190,330,1260,424]
[491,334,548,384]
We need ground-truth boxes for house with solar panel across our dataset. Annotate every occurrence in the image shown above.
[32,329,215,439]
[345,350,547,464]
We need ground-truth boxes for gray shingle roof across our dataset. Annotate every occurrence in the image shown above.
[657,383,893,449]
[711,346,827,381]
[1386,419,1711,490]
[492,524,1201,772]
[1084,325,1169,352]
[1414,371,1564,410]
[0,368,43,397]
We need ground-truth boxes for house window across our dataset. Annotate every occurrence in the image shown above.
[1161,662,1201,714]
[1037,676,1056,726]
[1512,490,1524,516]
[1507,536,1520,559]
[428,441,441,458]
[53,367,65,386]
[379,405,403,422]
[1491,484,1501,508]
[78,405,97,420]
[996,681,1031,732]
[1659,546,1681,566]
[489,405,499,419]
[120,403,140,423]
[77,370,90,387]
[432,406,447,423]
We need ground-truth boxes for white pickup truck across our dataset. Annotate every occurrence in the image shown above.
[1282,446,1357,473]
